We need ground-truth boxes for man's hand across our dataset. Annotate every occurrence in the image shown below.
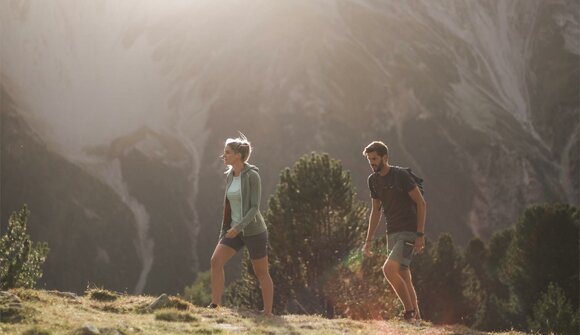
[225,228,240,239]
[414,236,425,254]
[363,241,373,257]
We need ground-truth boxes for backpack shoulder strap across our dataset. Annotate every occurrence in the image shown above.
[392,166,424,194]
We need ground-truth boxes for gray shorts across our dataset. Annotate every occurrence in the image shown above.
[387,231,417,270]
[219,231,268,260]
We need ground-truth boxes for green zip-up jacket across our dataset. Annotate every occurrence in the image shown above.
[219,164,267,239]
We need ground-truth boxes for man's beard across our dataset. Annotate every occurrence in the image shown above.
[373,160,384,173]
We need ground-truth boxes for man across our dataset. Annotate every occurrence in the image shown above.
[362,141,426,321]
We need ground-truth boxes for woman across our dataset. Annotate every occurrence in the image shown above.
[208,134,273,315]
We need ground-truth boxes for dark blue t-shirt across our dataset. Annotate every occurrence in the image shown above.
[368,167,418,234]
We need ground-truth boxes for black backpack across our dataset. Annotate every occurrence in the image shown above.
[371,166,424,195]
[395,166,424,195]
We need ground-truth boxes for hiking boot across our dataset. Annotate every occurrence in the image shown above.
[207,303,219,309]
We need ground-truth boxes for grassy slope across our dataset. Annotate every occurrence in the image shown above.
[0,289,525,335]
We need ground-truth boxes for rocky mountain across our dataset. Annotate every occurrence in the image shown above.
[1,87,141,293]
[1,0,578,294]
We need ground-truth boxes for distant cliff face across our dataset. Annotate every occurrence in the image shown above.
[1,0,578,294]
[0,88,142,293]
[1,89,201,294]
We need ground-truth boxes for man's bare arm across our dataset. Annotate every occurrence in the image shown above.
[408,186,426,253]
[363,198,382,256]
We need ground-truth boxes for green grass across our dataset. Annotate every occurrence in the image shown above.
[0,288,528,335]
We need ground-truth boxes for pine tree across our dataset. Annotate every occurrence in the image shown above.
[464,233,514,331]
[462,230,515,331]
[413,234,473,324]
[504,203,579,327]
[264,152,367,316]
[463,238,487,326]
[487,229,513,302]
[528,283,579,335]
[0,205,49,289]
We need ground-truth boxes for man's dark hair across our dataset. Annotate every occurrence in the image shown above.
[363,141,389,157]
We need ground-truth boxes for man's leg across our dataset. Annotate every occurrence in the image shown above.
[400,268,420,319]
[383,260,413,312]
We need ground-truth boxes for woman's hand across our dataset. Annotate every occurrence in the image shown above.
[362,240,373,257]
[225,228,240,238]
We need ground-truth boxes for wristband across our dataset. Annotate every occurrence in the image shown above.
[416,232,425,237]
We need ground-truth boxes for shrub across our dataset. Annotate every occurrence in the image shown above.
[528,283,579,335]
[324,241,399,320]
[0,205,49,290]
[504,203,579,326]
[184,271,212,306]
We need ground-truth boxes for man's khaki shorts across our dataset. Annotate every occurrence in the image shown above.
[386,231,416,270]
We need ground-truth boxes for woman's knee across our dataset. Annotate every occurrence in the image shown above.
[382,261,399,278]
[254,271,271,283]
[210,255,225,269]
[251,261,270,280]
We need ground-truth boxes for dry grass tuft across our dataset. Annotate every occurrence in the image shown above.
[154,308,200,322]
[86,288,119,302]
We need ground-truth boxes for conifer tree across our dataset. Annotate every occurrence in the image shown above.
[528,282,579,335]
[225,153,367,315]
[464,231,514,331]
[0,205,49,289]
[504,203,579,327]
[267,152,367,315]
[413,234,473,324]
